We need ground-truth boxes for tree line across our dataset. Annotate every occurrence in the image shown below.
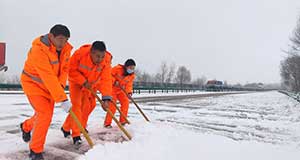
[135,61,207,88]
[281,16,300,92]
[0,62,208,88]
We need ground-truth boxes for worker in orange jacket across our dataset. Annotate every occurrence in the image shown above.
[104,59,136,128]
[19,24,73,160]
[61,41,112,145]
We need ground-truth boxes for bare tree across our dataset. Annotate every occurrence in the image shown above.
[141,72,153,83]
[166,63,176,83]
[289,16,300,54]
[280,54,300,91]
[153,61,176,86]
[134,69,155,84]
[281,16,300,91]
[175,66,191,87]
[8,74,20,84]
[193,76,207,88]
[0,74,20,84]
[155,61,169,85]
[134,69,142,82]
[154,73,162,84]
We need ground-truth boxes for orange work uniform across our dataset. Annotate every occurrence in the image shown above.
[62,44,112,137]
[104,64,135,126]
[21,34,73,153]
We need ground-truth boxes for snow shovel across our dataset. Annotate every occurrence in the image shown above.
[119,86,150,122]
[88,88,132,140]
[69,110,94,148]
[111,100,131,124]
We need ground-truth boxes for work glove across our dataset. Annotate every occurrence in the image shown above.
[102,99,110,111]
[61,100,72,113]
[83,81,92,89]
[127,93,132,98]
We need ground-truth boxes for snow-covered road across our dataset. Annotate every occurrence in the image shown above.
[0,91,300,160]
[149,91,300,145]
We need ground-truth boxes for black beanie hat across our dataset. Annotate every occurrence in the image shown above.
[124,59,136,67]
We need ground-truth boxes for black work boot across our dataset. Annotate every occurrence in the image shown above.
[73,136,82,145]
[61,127,71,138]
[29,150,44,160]
[104,124,112,129]
[20,123,31,142]
[121,122,127,126]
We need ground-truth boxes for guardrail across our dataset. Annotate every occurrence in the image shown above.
[278,90,300,102]
[0,83,269,94]
[0,83,202,93]
[0,84,21,90]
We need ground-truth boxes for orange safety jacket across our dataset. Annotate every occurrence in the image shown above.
[112,64,135,94]
[21,34,73,102]
[68,44,112,100]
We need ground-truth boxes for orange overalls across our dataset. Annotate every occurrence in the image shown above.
[62,44,112,137]
[21,34,73,153]
[104,64,135,126]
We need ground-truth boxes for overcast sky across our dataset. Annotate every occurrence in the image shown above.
[1,0,300,84]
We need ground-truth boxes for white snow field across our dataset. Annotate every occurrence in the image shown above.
[0,91,300,160]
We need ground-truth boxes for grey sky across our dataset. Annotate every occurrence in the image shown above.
[1,0,300,84]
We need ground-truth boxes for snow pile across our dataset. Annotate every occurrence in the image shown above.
[80,121,300,160]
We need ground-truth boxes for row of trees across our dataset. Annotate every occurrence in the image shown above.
[135,61,207,88]
[281,16,300,92]
[0,62,207,87]
[0,73,20,84]
[1,62,276,90]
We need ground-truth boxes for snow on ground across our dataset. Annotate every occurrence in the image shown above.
[0,91,300,160]
[81,122,300,160]
[82,91,300,160]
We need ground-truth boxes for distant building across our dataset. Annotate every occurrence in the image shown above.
[206,80,224,91]
[206,80,223,87]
